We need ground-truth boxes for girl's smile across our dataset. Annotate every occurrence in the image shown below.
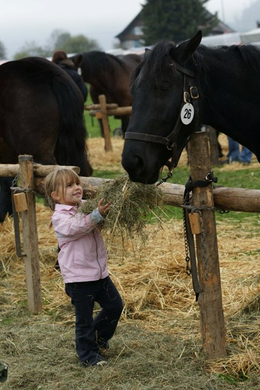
[63,182,83,205]
[53,181,83,206]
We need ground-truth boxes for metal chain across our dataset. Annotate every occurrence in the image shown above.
[11,186,35,194]
[193,208,208,281]
[156,169,173,186]
[11,174,18,188]
[182,203,229,214]
[11,173,37,195]
[182,207,191,275]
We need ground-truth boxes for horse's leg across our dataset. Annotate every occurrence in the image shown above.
[215,130,223,158]
[0,177,13,222]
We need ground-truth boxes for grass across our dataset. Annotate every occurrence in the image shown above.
[84,110,122,139]
[84,87,122,139]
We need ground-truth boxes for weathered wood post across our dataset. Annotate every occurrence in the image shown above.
[98,94,113,151]
[188,130,227,359]
[207,126,220,166]
[17,155,42,313]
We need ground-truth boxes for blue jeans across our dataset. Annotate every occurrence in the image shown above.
[227,137,252,163]
[65,276,123,364]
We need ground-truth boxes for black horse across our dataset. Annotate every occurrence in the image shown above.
[0,56,92,221]
[122,31,260,184]
[70,51,142,135]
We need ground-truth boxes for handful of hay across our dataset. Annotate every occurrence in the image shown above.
[78,174,164,238]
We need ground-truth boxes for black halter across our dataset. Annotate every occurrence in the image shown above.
[125,60,200,171]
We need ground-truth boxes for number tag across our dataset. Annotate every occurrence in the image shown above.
[181,103,194,125]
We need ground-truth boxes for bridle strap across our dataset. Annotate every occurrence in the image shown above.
[170,61,195,78]
[124,132,170,145]
[125,60,199,169]
[124,115,181,147]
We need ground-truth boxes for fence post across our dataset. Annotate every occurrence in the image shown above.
[98,94,113,151]
[18,155,42,313]
[188,130,227,359]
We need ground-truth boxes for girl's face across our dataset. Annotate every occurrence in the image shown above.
[52,179,83,206]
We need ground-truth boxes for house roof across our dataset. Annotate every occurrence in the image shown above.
[116,13,142,40]
[115,10,236,41]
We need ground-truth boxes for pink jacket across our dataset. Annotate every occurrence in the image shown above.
[52,203,109,283]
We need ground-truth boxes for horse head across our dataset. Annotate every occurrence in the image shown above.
[122,31,202,184]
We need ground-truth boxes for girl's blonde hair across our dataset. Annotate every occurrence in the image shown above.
[44,168,81,210]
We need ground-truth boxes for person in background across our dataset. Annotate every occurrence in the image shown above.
[227,137,252,164]
[44,168,124,367]
[52,50,88,102]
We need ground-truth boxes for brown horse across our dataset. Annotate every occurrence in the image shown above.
[70,51,142,135]
[0,56,92,221]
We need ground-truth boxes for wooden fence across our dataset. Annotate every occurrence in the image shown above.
[85,94,132,151]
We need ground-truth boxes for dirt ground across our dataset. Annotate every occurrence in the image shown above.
[0,136,260,389]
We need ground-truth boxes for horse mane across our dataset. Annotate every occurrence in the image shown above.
[133,41,260,79]
[133,41,260,86]
[196,43,260,71]
[82,51,128,78]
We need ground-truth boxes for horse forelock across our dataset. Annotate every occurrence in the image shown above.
[133,41,176,84]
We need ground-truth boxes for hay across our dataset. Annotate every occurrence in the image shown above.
[1,137,260,388]
[78,173,164,238]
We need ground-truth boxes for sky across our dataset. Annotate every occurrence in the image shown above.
[0,0,257,60]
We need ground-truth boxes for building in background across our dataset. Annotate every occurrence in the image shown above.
[116,10,235,50]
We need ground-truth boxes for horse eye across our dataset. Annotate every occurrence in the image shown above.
[159,81,171,91]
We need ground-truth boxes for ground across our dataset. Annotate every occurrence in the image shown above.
[0,136,260,389]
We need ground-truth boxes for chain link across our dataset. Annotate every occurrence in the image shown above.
[182,207,191,275]
[11,174,18,188]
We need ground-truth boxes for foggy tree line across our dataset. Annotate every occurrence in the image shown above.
[0,0,217,60]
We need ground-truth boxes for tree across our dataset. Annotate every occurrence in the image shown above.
[49,30,101,53]
[141,0,219,45]
[0,41,6,59]
[52,30,71,50]
[57,34,101,53]
[13,41,49,60]
[13,30,102,60]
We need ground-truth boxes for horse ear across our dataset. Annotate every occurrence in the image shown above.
[73,54,83,69]
[144,48,151,58]
[171,31,202,63]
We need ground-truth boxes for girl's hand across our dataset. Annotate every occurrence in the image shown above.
[98,198,111,216]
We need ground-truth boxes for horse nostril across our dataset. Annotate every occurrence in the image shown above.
[134,155,145,171]
[122,153,144,177]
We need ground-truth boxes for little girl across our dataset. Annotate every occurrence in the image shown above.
[45,168,123,366]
